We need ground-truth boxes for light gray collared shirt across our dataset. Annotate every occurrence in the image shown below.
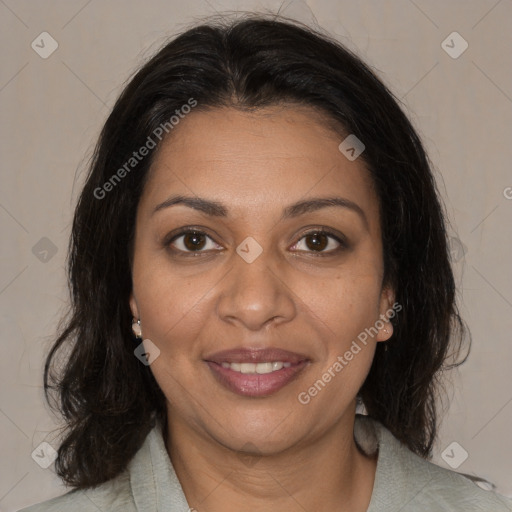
[19,414,512,511]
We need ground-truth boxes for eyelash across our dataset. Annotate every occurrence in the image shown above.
[164,226,348,258]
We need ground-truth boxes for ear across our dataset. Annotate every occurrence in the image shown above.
[129,292,139,320]
[375,286,395,342]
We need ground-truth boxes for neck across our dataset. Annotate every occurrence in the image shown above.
[166,407,377,512]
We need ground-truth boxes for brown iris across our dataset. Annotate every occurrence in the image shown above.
[183,232,207,251]
[304,232,329,252]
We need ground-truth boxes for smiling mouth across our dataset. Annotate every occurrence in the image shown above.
[219,361,292,373]
[204,347,311,397]
[205,357,309,397]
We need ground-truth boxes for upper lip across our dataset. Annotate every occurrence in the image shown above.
[205,347,309,364]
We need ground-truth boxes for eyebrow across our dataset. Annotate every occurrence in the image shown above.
[152,194,368,229]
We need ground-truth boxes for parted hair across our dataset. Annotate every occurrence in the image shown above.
[44,13,468,489]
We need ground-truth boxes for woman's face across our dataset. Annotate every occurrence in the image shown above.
[129,105,394,454]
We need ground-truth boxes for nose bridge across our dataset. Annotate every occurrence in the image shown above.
[216,241,296,330]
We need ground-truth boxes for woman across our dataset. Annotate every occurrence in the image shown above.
[20,14,512,512]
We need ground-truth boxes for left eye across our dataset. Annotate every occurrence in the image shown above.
[291,231,344,254]
[169,231,221,253]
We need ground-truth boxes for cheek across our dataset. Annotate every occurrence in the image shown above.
[299,343,375,425]
[296,276,379,414]
[298,266,382,343]
[132,258,213,356]
[134,270,212,407]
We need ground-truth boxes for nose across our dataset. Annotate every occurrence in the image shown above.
[216,245,297,331]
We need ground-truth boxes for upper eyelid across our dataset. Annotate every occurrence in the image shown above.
[171,230,221,248]
[166,228,220,246]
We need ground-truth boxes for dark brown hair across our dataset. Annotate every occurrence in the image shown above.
[45,13,468,489]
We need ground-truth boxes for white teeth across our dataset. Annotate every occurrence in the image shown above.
[220,361,293,374]
[240,363,256,373]
[256,363,274,374]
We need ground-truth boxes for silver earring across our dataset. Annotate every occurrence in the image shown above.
[132,318,142,339]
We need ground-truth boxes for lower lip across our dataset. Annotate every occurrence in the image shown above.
[206,361,309,397]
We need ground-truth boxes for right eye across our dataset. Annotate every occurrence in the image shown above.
[167,229,223,256]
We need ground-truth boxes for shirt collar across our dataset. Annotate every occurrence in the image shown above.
[129,420,190,511]
[128,414,406,511]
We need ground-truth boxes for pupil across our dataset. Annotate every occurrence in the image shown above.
[184,233,205,251]
[306,233,327,251]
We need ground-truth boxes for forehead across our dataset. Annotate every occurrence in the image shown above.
[140,106,379,230]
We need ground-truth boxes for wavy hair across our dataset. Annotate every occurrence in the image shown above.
[44,13,468,489]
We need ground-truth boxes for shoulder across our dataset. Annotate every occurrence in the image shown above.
[16,418,186,512]
[411,459,512,511]
[356,415,512,511]
[407,456,512,511]
[16,470,136,512]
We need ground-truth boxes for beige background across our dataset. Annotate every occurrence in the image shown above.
[1,0,511,510]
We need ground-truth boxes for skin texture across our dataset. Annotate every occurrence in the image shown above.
[129,106,395,512]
